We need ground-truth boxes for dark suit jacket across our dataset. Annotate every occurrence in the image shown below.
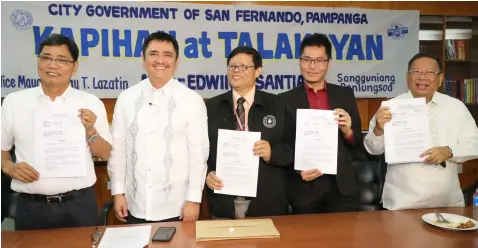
[279,83,367,196]
[206,89,296,219]
[1,148,15,221]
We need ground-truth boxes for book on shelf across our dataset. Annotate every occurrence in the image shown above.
[442,78,478,104]
[445,39,467,60]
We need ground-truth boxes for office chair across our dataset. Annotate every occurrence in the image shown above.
[356,154,387,211]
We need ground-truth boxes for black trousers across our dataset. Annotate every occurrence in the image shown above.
[1,172,13,222]
[15,186,98,230]
[127,211,180,224]
[291,175,359,214]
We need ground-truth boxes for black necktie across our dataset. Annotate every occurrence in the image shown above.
[235,97,246,131]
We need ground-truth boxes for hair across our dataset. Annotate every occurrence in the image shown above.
[38,34,79,61]
[299,33,332,60]
[407,53,443,73]
[142,31,179,59]
[227,46,263,69]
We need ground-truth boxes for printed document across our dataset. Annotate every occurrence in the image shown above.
[382,97,432,164]
[215,129,261,197]
[34,105,87,178]
[294,109,338,175]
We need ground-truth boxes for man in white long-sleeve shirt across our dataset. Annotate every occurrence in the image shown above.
[364,53,478,210]
[107,32,209,223]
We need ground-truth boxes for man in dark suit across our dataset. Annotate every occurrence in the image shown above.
[205,46,295,219]
[280,33,366,214]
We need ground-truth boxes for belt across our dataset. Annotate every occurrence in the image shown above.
[20,187,88,204]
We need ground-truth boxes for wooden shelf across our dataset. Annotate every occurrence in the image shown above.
[446,59,478,63]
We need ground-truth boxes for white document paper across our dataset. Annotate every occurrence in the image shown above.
[294,109,338,175]
[34,105,87,178]
[382,97,432,164]
[99,225,152,248]
[215,129,261,197]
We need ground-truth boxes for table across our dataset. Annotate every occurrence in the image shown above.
[2,207,477,248]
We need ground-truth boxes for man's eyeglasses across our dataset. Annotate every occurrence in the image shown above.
[300,56,329,66]
[408,70,441,78]
[300,57,329,66]
[37,55,75,65]
[227,64,255,72]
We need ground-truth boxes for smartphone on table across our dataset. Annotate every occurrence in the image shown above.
[152,227,176,242]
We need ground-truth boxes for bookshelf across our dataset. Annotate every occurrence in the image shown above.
[444,17,477,107]
[420,16,478,123]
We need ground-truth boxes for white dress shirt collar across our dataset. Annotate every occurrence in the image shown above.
[232,86,255,106]
[142,77,177,105]
[404,90,447,106]
[37,84,74,104]
[144,78,175,95]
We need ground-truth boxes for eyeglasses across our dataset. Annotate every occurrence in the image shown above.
[146,52,175,61]
[300,57,329,66]
[227,64,255,72]
[408,70,441,78]
[38,55,75,66]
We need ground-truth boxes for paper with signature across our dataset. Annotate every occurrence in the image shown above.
[34,105,87,178]
[294,109,338,174]
[215,129,261,197]
[382,97,432,164]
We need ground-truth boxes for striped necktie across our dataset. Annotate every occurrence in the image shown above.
[235,97,246,131]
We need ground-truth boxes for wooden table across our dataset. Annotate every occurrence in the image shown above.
[2,207,477,248]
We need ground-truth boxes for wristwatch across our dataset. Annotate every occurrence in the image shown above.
[87,132,98,143]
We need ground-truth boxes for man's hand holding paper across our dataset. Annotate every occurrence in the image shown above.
[420,146,453,165]
[373,106,392,136]
[299,169,323,182]
[252,140,271,162]
[334,108,353,137]
[2,161,40,183]
[206,171,224,190]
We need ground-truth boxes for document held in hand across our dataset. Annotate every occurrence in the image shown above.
[34,105,87,178]
[382,97,432,164]
[196,219,280,241]
[294,109,338,175]
[215,129,261,197]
